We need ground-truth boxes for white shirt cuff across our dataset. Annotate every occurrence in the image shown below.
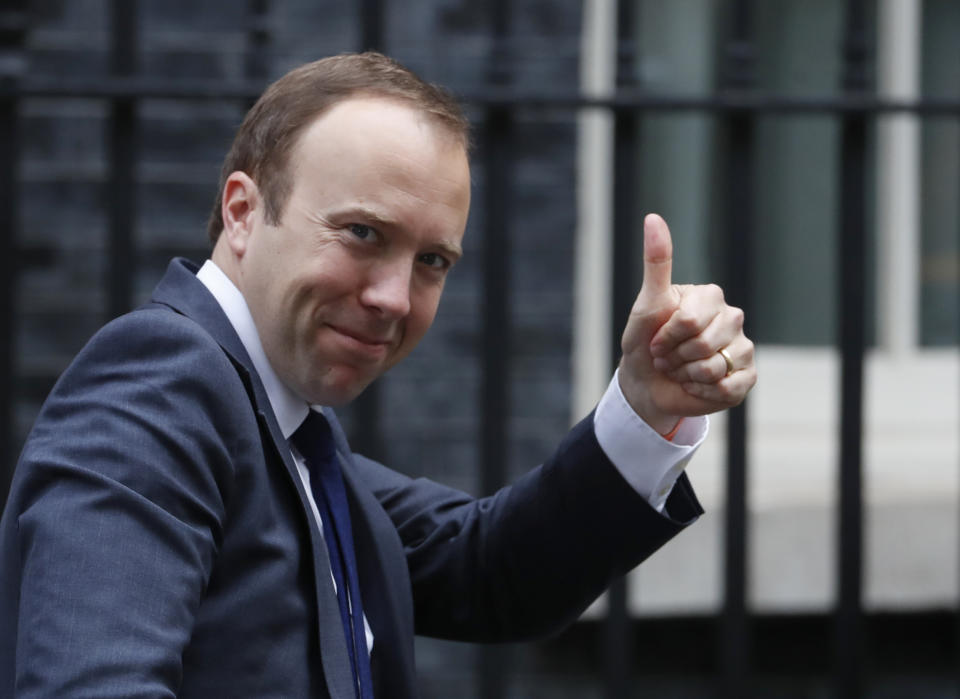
[593,369,708,512]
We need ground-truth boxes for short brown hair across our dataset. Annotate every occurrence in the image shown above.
[207,52,470,245]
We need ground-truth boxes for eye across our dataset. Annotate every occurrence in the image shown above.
[349,223,377,241]
[419,252,451,270]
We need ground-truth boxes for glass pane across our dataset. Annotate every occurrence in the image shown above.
[920,0,960,346]
[635,0,718,287]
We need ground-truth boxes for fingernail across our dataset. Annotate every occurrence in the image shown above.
[653,358,669,372]
[650,343,664,357]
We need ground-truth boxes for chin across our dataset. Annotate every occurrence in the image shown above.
[302,372,375,408]
[318,387,365,408]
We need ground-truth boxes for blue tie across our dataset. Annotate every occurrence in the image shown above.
[291,410,374,699]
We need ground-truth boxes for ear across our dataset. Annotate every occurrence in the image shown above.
[220,171,261,258]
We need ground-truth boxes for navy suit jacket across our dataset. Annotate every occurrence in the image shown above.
[0,259,702,698]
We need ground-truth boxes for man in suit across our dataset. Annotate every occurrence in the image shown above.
[0,53,756,697]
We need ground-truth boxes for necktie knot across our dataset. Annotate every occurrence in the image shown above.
[292,410,336,472]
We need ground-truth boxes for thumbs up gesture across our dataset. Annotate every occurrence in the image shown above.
[618,214,757,435]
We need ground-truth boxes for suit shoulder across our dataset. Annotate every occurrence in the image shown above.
[17,304,257,512]
[90,304,226,356]
[44,304,255,437]
[75,305,242,382]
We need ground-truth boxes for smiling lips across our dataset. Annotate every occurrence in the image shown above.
[325,323,394,358]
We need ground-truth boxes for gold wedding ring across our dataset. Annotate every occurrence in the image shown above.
[719,347,735,377]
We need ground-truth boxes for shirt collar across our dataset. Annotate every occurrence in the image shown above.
[196,259,309,439]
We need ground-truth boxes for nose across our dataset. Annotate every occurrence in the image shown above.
[359,261,412,320]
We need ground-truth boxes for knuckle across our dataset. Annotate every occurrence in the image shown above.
[688,363,708,383]
[707,283,724,302]
[688,336,713,358]
[675,310,699,333]
[703,363,723,383]
[729,306,745,328]
[662,354,683,370]
[691,358,723,383]
[715,380,737,402]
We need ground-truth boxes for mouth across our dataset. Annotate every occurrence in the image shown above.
[325,323,393,358]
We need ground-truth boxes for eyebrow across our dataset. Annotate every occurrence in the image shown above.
[338,204,399,230]
[332,205,464,262]
[435,239,464,263]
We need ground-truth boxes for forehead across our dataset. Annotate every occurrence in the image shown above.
[292,96,467,171]
[286,96,471,222]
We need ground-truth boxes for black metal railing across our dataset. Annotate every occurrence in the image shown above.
[1,1,959,698]
[107,0,138,320]
[478,2,514,698]
[606,1,639,694]
[0,0,27,513]
[717,0,755,696]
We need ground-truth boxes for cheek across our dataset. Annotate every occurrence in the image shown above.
[267,281,318,357]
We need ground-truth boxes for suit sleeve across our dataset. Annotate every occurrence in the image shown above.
[4,310,250,698]
[353,414,703,643]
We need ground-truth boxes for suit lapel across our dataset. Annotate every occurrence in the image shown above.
[340,464,417,699]
[149,258,356,698]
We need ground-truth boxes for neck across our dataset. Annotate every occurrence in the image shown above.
[210,237,242,289]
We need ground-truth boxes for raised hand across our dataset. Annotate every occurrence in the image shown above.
[617,214,756,435]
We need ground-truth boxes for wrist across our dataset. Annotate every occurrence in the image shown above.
[616,368,682,435]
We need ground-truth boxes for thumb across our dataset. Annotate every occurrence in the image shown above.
[640,213,673,298]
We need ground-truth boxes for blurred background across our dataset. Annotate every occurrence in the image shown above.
[0,0,958,697]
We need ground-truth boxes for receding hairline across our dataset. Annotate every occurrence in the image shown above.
[277,93,472,214]
[293,89,471,154]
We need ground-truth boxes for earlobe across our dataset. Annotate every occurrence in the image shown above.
[221,172,260,258]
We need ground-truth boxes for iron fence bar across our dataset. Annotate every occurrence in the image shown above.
[478,109,513,699]
[0,0,27,504]
[461,94,960,115]
[106,0,138,319]
[604,1,639,696]
[6,78,960,114]
[479,110,512,503]
[604,116,634,699]
[718,0,755,695]
[479,2,512,697]
[360,0,383,52]
[245,0,270,84]
[836,0,871,696]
